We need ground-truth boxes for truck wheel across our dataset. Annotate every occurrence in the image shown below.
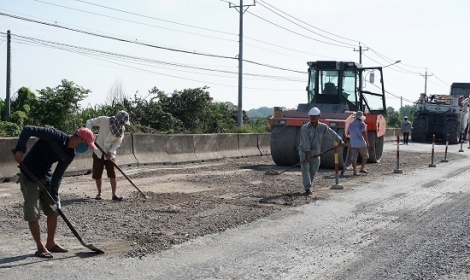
[411,118,427,142]
[443,120,460,144]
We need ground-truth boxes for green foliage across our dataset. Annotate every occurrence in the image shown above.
[245,117,270,133]
[10,111,28,126]
[386,105,417,128]
[157,86,214,133]
[1,80,282,135]
[246,107,274,118]
[0,99,4,121]
[386,107,401,128]
[399,105,416,123]
[0,121,21,136]
[30,79,89,133]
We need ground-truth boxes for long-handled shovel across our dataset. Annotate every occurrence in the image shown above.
[94,142,148,199]
[12,150,104,253]
[340,139,351,176]
[265,146,338,175]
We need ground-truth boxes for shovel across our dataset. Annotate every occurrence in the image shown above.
[265,146,338,175]
[12,150,104,254]
[94,142,148,199]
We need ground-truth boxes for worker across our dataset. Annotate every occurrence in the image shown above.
[299,107,345,195]
[86,110,130,201]
[347,111,370,175]
[401,116,412,145]
[13,126,97,258]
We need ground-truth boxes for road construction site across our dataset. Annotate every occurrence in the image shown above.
[1,140,469,279]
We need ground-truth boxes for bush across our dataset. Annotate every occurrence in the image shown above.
[0,122,21,137]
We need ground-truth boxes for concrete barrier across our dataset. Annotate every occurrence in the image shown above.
[238,134,261,157]
[257,133,271,156]
[194,134,222,162]
[0,137,37,181]
[132,134,170,166]
[115,133,138,167]
[0,128,404,181]
[166,134,198,164]
[384,128,401,142]
[217,134,242,158]
[65,149,93,176]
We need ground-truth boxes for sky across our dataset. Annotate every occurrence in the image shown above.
[0,0,469,112]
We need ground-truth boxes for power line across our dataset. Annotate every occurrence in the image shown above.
[34,0,239,43]
[34,0,341,64]
[256,0,358,44]
[3,32,305,81]
[245,10,353,49]
[55,0,341,60]
[0,11,305,73]
[75,0,238,36]
[255,0,357,48]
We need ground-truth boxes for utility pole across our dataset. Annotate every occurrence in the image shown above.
[5,30,11,121]
[228,0,255,127]
[353,43,368,64]
[420,68,433,95]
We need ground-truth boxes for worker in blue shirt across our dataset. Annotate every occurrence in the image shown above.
[13,126,97,258]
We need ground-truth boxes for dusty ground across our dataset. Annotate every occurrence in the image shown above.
[0,147,464,259]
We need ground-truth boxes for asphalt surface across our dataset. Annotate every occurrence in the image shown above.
[2,142,470,280]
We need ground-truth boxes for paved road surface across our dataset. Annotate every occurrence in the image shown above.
[1,142,470,279]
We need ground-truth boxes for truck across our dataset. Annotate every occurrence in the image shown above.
[411,83,470,144]
[269,61,387,169]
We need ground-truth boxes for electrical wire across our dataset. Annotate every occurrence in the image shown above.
[34,0,239,43]
[0,11,305,73]
[245,10,353,49]
[3,32,306,82]
[255,0,357,47]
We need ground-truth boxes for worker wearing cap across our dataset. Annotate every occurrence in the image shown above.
[401,116,412,145]
[13,126,97,258]
[299,107,345,195]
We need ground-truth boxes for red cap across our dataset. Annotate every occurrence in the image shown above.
[75,127,97,150]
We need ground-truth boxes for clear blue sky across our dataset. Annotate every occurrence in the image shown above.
[0,0,468,111]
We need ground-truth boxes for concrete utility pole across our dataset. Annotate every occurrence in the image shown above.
[354,43,368,64]
[228,0,255,127]
[420,68,433,95]
[5,30,11,121]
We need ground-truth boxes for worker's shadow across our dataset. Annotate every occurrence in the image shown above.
[0,251,101,269]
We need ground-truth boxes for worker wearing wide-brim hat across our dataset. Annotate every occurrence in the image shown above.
[298,107,345,195]
[346,111,369,175]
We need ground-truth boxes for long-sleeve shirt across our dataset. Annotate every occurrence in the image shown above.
[14,126,75,202]
[299,122,343,155]
[401,120,412,133]
[86,116,124,159]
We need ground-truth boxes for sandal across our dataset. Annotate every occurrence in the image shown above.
[360,170,368,174]
[112,195,123,201]
[46,244,68,253]
[35,250,53,259]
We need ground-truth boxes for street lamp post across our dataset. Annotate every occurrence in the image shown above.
[383,60,401,68]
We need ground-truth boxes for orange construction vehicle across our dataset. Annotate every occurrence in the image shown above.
[269,61,387,169]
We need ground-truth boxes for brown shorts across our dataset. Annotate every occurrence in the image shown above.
[19,173,58,221]
[92,152,116,179]
[350,146,369,160]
